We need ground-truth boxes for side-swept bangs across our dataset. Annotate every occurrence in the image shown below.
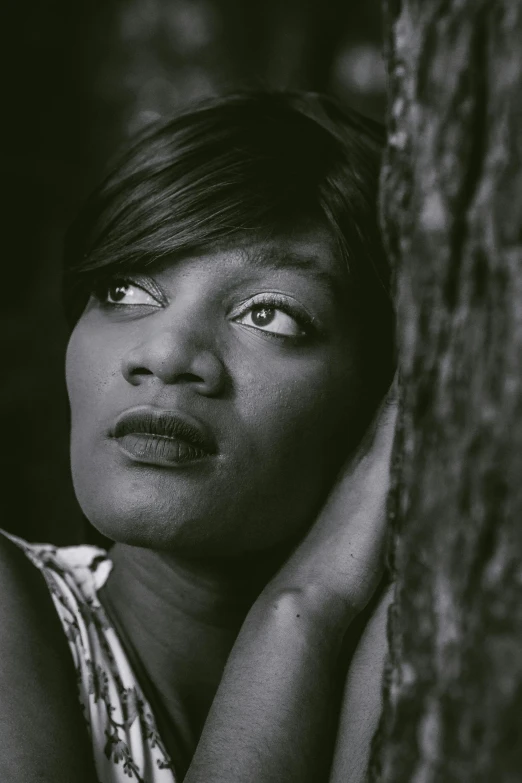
[63,91,390,328]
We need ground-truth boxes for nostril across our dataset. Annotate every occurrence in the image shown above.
[128,367,204,384]
[175,372,206,384]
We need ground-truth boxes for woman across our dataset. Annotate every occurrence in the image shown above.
[0,91,397,783]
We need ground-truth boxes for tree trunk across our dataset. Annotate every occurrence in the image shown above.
[370,1,522,781]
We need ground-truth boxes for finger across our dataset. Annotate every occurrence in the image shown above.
[361,372,399,455]
[375,391,399,457]
[384,371,399,406]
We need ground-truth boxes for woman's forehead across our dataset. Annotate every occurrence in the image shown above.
[152,224,347,285]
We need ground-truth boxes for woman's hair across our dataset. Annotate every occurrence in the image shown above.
[63,90,395,402]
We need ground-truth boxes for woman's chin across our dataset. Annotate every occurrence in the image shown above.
[71,439,333,556]
[77,488,302,559]
[79,499,214,553]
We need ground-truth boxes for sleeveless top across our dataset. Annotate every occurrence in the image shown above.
[1,530,177,783]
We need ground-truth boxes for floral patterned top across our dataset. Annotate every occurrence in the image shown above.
[1,530,176,783]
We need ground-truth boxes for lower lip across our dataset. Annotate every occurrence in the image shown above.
[114,433,212,467]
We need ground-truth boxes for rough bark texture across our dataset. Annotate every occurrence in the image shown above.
[369,1,522,781]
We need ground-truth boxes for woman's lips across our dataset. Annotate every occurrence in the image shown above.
[110,407,217,467]
[116,433,210,466]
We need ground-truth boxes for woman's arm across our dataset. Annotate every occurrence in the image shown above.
[185,582,349,783]
[0,535,98,783]
[185,385,398,783]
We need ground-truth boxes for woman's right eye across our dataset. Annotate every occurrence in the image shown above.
[93,278,160,307]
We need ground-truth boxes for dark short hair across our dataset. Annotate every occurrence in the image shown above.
[63,91,394,401]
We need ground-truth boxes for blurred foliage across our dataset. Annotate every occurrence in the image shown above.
[0,0,385,543]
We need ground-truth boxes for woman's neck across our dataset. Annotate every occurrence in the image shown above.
[97,541,287,769]
[104,541,285,626]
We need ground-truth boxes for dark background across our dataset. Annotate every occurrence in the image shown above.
[1,0,385,543]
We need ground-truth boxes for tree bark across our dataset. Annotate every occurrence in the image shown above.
[370,1,522,781]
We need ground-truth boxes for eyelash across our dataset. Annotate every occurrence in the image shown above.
[91,276,161,307]
[232,293,315,339]
[90,277,317,339]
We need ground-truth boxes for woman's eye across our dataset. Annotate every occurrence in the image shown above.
[95,279,159,307]
[234,305,305,337]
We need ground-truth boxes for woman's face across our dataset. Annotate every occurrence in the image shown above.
[66,225,368,556]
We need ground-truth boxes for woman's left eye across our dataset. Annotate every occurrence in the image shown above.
[94,278,160,307]
[234,304,306,337]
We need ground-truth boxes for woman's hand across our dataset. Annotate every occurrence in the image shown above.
[266,375,398,630]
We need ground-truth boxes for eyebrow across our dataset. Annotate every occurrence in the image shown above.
[246,247,346,301]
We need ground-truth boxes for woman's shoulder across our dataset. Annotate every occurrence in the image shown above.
[0,525,99,667]
[0,527,112,588]
[0,530,177,782]
[1,528,112,619]
[0,529,99,782]
[0,529,55,623]
[0,527,114,670]
[0,529,70,677]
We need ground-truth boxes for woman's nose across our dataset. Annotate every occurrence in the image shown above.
[120,318,227,397]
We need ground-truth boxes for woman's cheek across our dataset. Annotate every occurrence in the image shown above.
[236,359,354,461]
[66,323,118,439]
